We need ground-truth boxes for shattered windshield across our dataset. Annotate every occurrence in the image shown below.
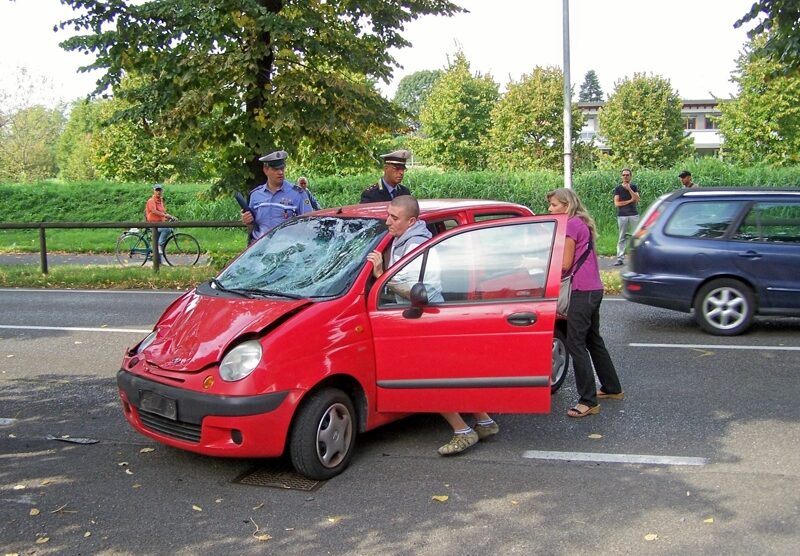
[216,216,386,298]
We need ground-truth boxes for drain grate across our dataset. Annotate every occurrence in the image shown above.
[233,467,324,491]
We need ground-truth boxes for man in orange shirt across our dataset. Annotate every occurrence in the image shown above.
[145,184,174,253]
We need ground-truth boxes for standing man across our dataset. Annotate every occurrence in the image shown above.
[366,196,498,456]
[144,184,174,254]
[613,168,640,266]
[241,150,314,244]
[359,150,412,203]
[678,170,698,188]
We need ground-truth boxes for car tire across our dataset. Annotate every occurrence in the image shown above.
[289,388,356,480]
[551,327,569,394]
[693,278,755,336]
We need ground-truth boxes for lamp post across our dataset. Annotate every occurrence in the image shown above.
[562,0,573,189]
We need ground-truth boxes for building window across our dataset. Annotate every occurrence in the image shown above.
[704,117,719,130]
[684,116,697,130]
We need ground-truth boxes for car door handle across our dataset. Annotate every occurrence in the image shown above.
[506,312,537,326]
[738,250,762,259]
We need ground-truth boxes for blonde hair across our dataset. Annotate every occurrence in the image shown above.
[546,188,597,240]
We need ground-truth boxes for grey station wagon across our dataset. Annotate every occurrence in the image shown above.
[622,188,800,335]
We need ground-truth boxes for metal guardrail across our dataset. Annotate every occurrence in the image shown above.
[0,220,245,274]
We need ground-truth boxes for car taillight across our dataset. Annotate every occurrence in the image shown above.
[634,206,662,241]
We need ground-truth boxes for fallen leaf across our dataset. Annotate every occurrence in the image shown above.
[139,447,155,453]
[704,517,714,524]
[84,531,92,538]
[74,341,83,345]
[431,495,449,502]
[252,503,264,510]
[254,533,272,541]
[118,462,129,467]
[132,484,142,489]
[510,500,519,505]
[6,354,14,358]
[35,537,50,544]
[327,516,343,523]
[40,479,52,486]
[125,469,133,475]
[30,508,40,516]
[644,533,658,541]
[192,505,203,512]
[215,499,223,503]
[12,484,25,490]
[588,433,603,439]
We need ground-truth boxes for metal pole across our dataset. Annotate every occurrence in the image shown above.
[38,226,49,274]
[151,225,161,272]
[562,0,573,189]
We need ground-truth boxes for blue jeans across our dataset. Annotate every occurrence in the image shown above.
[616,215,639,259]
[565,289,622,407]
[157,227,173,248]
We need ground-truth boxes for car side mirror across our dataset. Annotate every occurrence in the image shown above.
[403,283,428,319]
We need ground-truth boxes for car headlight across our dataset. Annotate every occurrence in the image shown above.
[136,330,158,354]
[219,340,262,382]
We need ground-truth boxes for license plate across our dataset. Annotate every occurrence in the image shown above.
[140,391,177,421]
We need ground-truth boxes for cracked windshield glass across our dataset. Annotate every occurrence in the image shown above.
[218,217,386,298]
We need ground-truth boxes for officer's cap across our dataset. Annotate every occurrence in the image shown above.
[678,170,691,178]
[259,150,289,169]
[153,183,164,191]
[381,149,411,168]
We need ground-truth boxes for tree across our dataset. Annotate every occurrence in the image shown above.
[393,70,443,130]
[57,99,104,181]
[598,73,692,168]
[58,0,463,189]
[486,66,583,171]
[718,36,800,165]
[579,70,604,102]
[0,105,65,182]
[418,52,499,170]
[735,1,800,74]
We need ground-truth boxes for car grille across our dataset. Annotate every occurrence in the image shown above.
[139,410,201,443]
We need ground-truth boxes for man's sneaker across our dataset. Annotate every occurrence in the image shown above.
[613,259,624,267]
[437,430,479,456]
[474,422,500,440]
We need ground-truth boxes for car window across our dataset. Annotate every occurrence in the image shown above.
[663,201,745,239]
[732,202,800,243]
[378,220,555,307]
[426,219,458,236]
[474,212,523,222]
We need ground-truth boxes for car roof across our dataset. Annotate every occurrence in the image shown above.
[666,187,800,202]
[312,199,534,219]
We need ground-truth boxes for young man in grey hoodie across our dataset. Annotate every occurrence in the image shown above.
[366,195,498,456]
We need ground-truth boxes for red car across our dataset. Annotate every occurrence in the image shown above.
[117,200,568,479]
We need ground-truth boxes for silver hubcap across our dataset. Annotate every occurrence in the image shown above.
[552,337,567,385]
[316,403,352,469]
[702,287,748,330]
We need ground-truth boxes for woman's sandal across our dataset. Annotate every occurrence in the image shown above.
[567,404,600,418]
[597,390,625,400]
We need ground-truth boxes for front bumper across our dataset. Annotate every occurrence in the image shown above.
[117,370,295,457]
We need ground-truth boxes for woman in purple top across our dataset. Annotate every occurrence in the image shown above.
[547,188,624,418]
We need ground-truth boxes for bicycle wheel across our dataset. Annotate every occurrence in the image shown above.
[115,233,150,267]
[163,233,201,266]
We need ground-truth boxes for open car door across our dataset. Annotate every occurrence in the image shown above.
[368,214,567,413]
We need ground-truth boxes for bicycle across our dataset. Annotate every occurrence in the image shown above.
[115,224,201,267]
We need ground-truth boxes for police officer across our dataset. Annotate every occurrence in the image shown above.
[241,150,314,243]
[359,150,412,203]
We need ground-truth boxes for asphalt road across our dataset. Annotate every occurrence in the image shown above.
[1,288,799,555]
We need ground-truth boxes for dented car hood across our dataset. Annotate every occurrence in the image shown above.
[143,290,310,372]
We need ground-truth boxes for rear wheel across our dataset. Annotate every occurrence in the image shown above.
[289,388,356,480]
[115,233,149,267]
[551,327,569,394]
[693,278,755,336]
[163,233,201,266]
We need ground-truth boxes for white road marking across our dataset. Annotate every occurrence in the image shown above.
[630,342,800,351]
[522,450,707,466]
[0,325,150,334]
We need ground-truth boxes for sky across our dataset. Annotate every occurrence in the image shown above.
[0,0,758,109]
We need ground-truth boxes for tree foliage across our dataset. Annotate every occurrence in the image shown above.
[393,69,443,130]
[735,1,800,74]
[718,36,800,165]
[598,73,692,168]
[57,0,463,190]
[0,105,65,183]
[57,99,103,181]
[418,52,499,170]
[579,70,604,102]
[485,66,583,171]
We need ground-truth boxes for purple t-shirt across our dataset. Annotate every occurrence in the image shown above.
[566,216,603,292]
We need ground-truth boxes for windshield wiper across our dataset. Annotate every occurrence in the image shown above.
[210,279,306,300]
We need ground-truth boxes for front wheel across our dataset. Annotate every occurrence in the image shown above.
[551,327,569,394]
[115,233,149,267]
[289,388,356,480]
[693,278,755,336]
[163,233,201,266]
